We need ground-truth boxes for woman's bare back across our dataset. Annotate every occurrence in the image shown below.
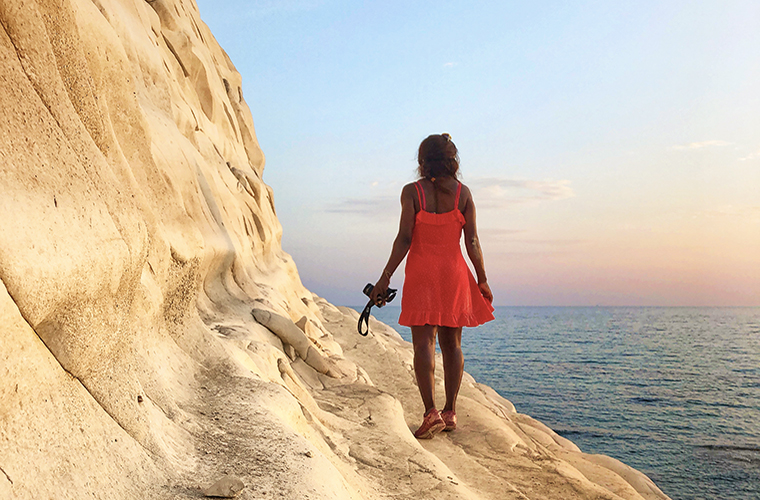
[413,177,470,214]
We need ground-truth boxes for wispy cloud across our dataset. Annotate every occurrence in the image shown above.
[693,205,760,220]
[738,149,760,161]
[488,248,577,259]
[443,62,457,68]
[672,140,732,150]
[479,228,526,238]
[468,177,575,210]
[476,229,585,250]
[519,238,585,246]
[327,177,574,218]
[325,195,398,218]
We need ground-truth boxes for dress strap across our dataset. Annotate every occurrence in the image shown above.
[455,181,462,211]
[414,181,426,211]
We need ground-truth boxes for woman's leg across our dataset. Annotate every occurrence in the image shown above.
[411,325,437,412]
[438,326,463,412]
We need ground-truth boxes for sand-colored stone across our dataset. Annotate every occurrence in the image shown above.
[203,475,245,497]
[0,0,671,499]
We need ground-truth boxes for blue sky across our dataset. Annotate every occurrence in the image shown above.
[196,0,760,306]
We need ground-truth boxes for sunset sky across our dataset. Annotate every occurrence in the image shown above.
[196,0,760,306]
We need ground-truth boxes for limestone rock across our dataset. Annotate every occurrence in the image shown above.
[252,308,340,377]
[203,475,245,498]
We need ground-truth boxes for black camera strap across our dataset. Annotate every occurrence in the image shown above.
[357,286,397,336]
[358,298,375,336]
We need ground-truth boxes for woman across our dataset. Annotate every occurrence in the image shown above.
[370,133,494,439]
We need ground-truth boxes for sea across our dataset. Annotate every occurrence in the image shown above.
[363,306,760,500]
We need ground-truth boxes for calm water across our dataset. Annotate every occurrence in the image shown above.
[365,306,760,500]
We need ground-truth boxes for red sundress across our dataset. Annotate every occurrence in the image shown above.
[398,181,495,328]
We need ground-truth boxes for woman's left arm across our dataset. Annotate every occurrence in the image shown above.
[463,186,494,303]
[370,184,416,305]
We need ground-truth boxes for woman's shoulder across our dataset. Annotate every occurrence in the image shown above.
[456,182,473,212]
[458,181,472,198]
[399,182,420,204]
[401,182,420,196]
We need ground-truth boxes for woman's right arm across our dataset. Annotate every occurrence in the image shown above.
[462,186,493,303]
[370,184,417,305]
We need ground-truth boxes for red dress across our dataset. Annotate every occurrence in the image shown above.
[399,181,495,327]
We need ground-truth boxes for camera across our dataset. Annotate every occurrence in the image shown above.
[363,283,397,306]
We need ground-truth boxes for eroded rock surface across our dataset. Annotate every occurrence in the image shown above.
[0,1,670,499]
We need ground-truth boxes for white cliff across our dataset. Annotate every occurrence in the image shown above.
[0,1,670,499]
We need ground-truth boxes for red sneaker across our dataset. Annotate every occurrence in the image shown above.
[441,410,457,431]
[414,408,445,439]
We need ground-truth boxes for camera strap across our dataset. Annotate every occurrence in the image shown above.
[358,298,374,336]
[357,287,397,336]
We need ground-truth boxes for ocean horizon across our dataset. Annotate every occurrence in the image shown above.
[358,305,760,500]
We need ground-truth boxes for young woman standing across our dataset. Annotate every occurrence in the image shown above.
[370,133,494,439]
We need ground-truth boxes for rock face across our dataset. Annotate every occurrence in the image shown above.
[0,1,670,499]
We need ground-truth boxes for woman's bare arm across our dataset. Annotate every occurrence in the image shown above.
[462,186,493,303]
[370,184,417,305]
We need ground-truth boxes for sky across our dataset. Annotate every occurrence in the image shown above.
[195,0,760,306]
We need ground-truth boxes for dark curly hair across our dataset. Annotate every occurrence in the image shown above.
[417,133,460,180]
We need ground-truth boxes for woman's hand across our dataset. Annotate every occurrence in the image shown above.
[478,281,493,303]
[370,275,391,306]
